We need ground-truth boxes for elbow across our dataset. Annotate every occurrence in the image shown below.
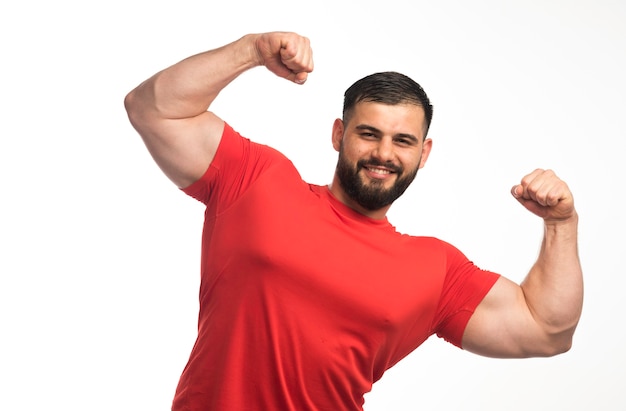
[543,336,573,357]
[124,81,164,135]
[124,89,140,123]
[124,87,152,134]
[534,326,577,357]
[527,304,582,358]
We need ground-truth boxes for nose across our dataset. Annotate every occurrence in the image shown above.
[372,137,395,162]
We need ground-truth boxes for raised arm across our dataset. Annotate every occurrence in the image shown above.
[124,32,314,188]
[462,169,584,358]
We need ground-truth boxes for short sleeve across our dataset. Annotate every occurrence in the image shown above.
[432,242,500,348]
[181,122,290,210]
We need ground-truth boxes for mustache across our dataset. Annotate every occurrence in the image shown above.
[357,158,402,174]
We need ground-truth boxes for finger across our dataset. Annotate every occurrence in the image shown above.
[518,168,545,194]
[512,169,575,220]
[512,169,547,205]
[519,168,554,201]
[511,184,523,199]
[293,72,309,84]
[525,170,566,207]
[535,181,560,207]
[542,179,571,207]
[255,32,312,84]
[280,39,314,84]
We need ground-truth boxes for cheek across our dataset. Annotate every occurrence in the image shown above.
[400,152,422,170]
[340,142,366,161]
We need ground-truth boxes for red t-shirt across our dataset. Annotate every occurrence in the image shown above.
[174,123,499,411]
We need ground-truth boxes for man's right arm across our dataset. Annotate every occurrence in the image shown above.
[124,32,313,188]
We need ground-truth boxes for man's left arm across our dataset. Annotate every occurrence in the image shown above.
[462,169,583,358]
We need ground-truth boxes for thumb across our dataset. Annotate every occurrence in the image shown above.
[292,71,309,84]
[511,184,522,199]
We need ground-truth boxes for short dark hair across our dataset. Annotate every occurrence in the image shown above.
[342,71,434,137]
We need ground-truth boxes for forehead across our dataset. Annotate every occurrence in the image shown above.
[348,101,426,137]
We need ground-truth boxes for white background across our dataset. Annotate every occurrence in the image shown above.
[1,1,624,410]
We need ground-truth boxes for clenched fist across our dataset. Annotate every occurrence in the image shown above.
[511,169,576,223]
[253,32,314,85]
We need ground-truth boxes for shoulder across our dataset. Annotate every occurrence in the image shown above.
[400,234,458,254]
[215,123,291,166]
[182,122,299,204]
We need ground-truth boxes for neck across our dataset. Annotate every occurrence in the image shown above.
[328,176,391,220]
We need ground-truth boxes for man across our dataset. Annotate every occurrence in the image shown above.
[125,31,583,410]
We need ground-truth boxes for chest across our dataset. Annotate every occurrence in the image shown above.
[210,179,445,339]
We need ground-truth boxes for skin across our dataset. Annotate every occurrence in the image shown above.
[464,171,583,357]
[124,32,313,188]
[125,31,583,359]
[330,102,432,220]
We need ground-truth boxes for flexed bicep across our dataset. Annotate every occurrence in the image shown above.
[126,99,224,189]
[125,32,314,188]
[461,276,568,358]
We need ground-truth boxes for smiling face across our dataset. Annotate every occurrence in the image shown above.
[330,101,432,219]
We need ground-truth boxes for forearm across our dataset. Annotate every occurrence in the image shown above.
[126,34,261,121]
[123,31,312,188]
[521,213,583,340]
[464,170,582,358]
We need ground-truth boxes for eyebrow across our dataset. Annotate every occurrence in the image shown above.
[355,124,420,144]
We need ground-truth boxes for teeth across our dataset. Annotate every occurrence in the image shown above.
[367,167,391,175]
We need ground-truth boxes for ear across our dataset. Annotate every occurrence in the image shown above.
[418,138,433,169]
[332,118,344,152]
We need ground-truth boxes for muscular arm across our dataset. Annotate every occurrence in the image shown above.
[124,32,313,188]
[462,169,583,358]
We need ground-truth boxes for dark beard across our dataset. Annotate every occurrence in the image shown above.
[335,150,419,211]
